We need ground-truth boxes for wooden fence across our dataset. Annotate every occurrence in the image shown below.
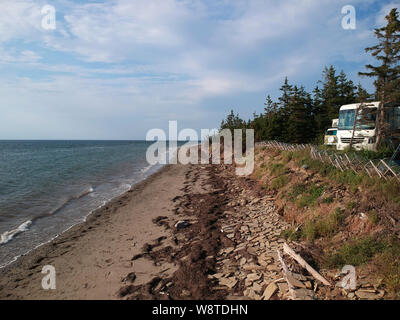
[256,141,400,182]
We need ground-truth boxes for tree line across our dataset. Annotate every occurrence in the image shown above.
[220,8,400,147]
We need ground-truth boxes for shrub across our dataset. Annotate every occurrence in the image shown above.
[270,175,289,190]
[322,196,334,204]
[296,184,325,208]
[325,237,385,268]
[368,210,380,225]
[301,208,345,241]
[268,162,287,176]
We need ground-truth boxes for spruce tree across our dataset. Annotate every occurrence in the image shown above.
[287,86,314,143]
[359,8,400,148]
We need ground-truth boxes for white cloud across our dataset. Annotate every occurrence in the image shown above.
[0,0,44,42]
[0,0,390,139]
[376,2,400,26]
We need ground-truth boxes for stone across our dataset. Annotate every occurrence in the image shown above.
[291,273,308,281]
[266,264,280,272]
[252,282,263,294]
[174,221,191,230]
[219,277,238,289]
[123,272,137,283]
[355,290,378,300]
[246,273,262,282]
[262,282,278,300]
[277,282,289,293]
[293,288,314,300]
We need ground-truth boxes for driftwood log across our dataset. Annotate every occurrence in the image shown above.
[283,242,331,286]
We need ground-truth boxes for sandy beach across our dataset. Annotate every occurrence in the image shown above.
[0,163,195,299]
[0,149,359,300]
[0,155,273,300]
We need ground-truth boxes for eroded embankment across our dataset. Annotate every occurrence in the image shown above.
[85,145,400,300]
[252,146,400,299]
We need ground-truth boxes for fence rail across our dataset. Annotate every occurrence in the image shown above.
[256,141,400,183]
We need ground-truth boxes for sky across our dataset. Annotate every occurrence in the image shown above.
[0,0,399,140]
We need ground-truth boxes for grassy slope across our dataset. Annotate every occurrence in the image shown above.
[251,146,400,298]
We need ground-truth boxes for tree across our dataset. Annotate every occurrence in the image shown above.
[359,8,400,149]
[355,83,373,103]
[220,110,246,134]
[338,70,356,105]
[287,86,314,143]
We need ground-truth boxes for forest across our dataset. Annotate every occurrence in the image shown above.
[220,8,400,148]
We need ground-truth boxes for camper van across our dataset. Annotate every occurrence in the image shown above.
[336,102,400,151]
[324,119,339,146]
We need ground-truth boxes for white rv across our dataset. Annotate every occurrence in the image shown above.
[336,101,400,151]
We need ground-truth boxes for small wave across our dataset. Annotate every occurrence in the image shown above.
[0,220,32,245]
[46,186,95,217]
[0,187,95,246]
[141,164,154,174]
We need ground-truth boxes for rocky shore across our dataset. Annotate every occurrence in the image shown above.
[0,150,389,300]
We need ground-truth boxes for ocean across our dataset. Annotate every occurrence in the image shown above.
[0,140,169,268]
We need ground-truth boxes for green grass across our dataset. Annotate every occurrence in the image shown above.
[268,162,287,176]
[286,183,307,201]
[280,227,301,241]
[324,236,400,297]
[297,184,325,208]
[281,208,345,242]
[286,183,325,208]
[302,208,345,241]
[368,210,380,225]
[270,175,289,190]
[325,236,385,268]
[322,196,334,204]
[346,201,357,210]
[281,151,293,164]
[292,150,400,204]
[375,239,400,297]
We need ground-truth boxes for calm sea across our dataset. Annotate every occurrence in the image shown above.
[0,140,169,268]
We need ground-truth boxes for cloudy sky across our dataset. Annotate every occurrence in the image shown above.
[0,0,399,140]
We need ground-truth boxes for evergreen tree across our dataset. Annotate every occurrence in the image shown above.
[359,8,400,148]
[287,86,314,143]
[220,110,246,133]
[355,83,372,103]
[338,70,356,105]
[312,85,326,136]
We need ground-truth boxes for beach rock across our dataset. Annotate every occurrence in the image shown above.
[355,290,379,300]
[277,282,289,293]
[123,272,137,283]
[262,282,278,300]
[286,273,307,289]
[174,221,191,230]
[219,277,238,289]
[246,273,261,282]
[293,288,314,300]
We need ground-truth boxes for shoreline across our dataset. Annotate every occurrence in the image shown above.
[0,163,165,270]
[0,163,188,299]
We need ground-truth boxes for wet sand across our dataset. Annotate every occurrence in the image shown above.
[0,163,197,299]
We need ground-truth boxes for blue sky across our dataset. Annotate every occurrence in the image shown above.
[0,0,399,140]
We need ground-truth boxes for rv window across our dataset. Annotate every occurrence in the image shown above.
[385,106,400,131]
[357,108,377,130]
[338,110,355,130]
